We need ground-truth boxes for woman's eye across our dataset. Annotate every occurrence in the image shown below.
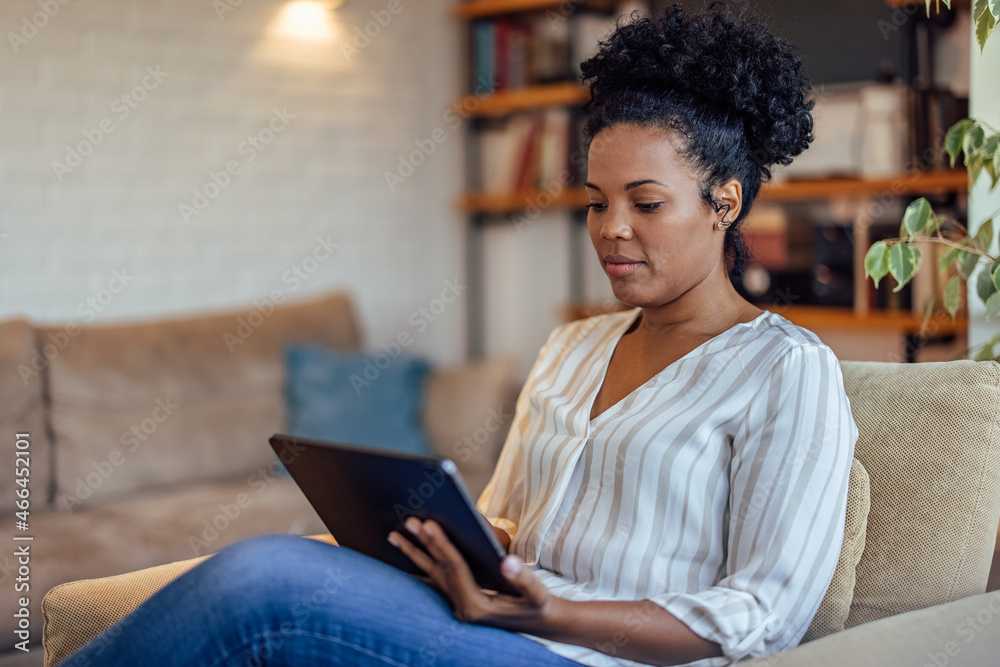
[635,202,662,212]
[585,202,607,212]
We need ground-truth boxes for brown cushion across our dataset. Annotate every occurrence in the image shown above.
[803,458,871,641]
[423,356,514,498]
[0,318,52,513]
[42,555,209,667]
[42,535,338,667]
[840,360,1000,628]
[43,293,361,505]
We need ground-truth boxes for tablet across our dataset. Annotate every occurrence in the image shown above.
[269,434,519,596]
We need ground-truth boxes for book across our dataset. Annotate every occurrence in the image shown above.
[473,21,495,95]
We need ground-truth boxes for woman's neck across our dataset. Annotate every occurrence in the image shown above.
[632,269,762,341]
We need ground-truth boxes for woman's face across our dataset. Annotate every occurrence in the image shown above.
[585,124,734,310]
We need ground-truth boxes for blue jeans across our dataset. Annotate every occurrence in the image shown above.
[63,534,584,667]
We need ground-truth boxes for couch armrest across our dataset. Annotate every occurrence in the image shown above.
[742,592,1000,667]
[41,535,337,667]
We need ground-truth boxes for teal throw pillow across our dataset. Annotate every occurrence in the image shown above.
[283,343,433,456]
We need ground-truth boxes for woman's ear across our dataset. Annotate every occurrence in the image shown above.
[714,179,743,226]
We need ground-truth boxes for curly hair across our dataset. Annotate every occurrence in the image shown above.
[579,2,814,276]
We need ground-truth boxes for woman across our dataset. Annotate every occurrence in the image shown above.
[65,4,856,667]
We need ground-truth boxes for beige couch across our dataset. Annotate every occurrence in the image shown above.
[0,292,514,666]
[36,359,1000,667]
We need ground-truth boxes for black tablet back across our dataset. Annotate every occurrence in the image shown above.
[269,434,517,596]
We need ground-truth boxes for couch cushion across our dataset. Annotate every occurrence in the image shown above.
[423,357,514,499]
[840,360,1000,628]
[741,591,1000,667]
[803,457,870,641]
[42,293,361,506]
[41,533,339,667]
[1,475,325,656]
[283,344,433,455]
[0,318,52,513]
[43,554,209,667]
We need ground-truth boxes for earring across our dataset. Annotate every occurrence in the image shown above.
[713,202,732,231]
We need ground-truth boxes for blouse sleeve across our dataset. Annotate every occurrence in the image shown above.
[648,343,858,662]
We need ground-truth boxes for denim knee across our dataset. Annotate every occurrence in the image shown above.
[194,535,327,605]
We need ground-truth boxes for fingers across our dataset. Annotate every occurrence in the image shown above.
[413,520,483,591]
[499,555,550,607]
[389,519,478,590]
[388,530,435,574]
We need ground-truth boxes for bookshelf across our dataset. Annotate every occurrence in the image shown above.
[460,169,968,214]
[453,0,620,19]
[561,168,970,344]
[456,0,971,361]
[455,0,633,357]
[459,82,590,117]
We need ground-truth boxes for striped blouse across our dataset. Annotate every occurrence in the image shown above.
[476,308,858,667]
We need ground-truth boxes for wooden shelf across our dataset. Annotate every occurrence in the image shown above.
[760,170,968,202]
[453,0,618,19]
[762,305,967,335]
[564,302,968,335]
[455,82,589,117]
[460,188,588,214]
[459,170,969,214]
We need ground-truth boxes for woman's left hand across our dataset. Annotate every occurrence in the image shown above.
[388,517,561,632]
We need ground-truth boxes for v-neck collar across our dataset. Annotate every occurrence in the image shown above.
[586,308,771,428]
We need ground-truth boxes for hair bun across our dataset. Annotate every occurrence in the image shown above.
[581,2,814,168]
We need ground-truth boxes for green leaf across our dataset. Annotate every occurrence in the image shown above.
[865,241,890,288]
[970,154,987,186]
[987,291,1000,322]
[901,198,932,237]
[975,342,997,361]
[945,118,975,167]
[991,0,1000,20]
[921,299,936,333]
[976,0,996,52]
[984,133,1000,159]
[940,246,961,272]
[980,264,998,301]
[959,249,982,279]
[983,134,1000,187]
[965,124,986,157]
[991,253,1000,293]
[975,332,1000,361]
[974,217,994,252]
[889,243,921,292]
[943,275,963,316]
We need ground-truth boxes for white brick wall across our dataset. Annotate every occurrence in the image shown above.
[0,0,468,364]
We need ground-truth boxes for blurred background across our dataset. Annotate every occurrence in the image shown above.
[0,0,995,378]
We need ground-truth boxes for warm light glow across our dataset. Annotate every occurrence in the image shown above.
[273,1,337,42]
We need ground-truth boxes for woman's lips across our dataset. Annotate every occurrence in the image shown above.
[604,255,642,278]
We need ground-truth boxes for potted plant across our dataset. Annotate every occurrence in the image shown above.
[864,0,1000,359]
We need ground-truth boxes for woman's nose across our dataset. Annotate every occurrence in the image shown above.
[600,209,633,240]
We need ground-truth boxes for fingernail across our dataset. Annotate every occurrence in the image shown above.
[405,518,419,535]
[502,555,522,576]
[388,533,399,547]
